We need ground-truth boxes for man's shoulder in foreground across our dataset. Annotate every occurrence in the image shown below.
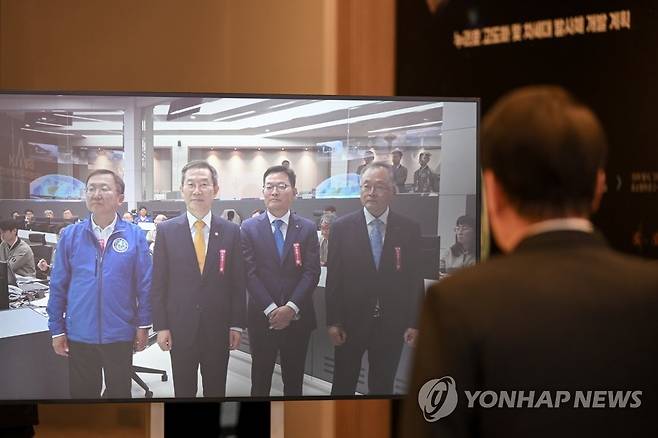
[428,230,658,309]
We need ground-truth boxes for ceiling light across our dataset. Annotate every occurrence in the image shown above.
[169,102,203,116]
[54,113,107,123]
[20,127,78,137]
[262,102,443,137]
[212,110,256,122]
[36,121,67,128]
[368,121,442,134]
[268,101,299,109]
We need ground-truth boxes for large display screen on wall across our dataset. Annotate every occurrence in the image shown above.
[0,91,478,402]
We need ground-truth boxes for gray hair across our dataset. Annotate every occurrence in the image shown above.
[361,161,395,187]
[320,212,337,226]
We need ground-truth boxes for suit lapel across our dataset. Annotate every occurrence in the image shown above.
[203,216,224,278]
[259,213,279,260]
[380,211,400,272]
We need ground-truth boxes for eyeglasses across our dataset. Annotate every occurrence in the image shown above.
[454,226,473,233]
[264,183,291,193]
[184,182,213,191]
[360,183,391,194]
[85,185,113,195]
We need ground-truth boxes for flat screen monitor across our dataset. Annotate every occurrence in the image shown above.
[0,91,479,402]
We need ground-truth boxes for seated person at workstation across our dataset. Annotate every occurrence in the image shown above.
[135,206,153,223]
[23,209,35,230]
[122,211,135,222]
[0,219,36,279]
[146,214,167,253]
[319,212,337,266]
[61,209,79,223]
[440,215,476,273]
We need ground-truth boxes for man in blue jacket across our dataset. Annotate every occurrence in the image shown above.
[47,169,152,399]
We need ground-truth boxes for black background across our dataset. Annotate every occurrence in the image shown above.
[397,0,658,256]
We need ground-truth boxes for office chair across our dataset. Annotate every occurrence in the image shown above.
[132,331,168,398]
[29,237,54,280]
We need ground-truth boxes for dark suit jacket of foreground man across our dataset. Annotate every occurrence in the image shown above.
[151,213,246,397]
[326,209,424,395]
[402,230,658,437]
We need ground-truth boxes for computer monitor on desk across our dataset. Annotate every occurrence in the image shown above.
[30,218,51,233]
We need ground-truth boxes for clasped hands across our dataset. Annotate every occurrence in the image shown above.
[268,305,296,330]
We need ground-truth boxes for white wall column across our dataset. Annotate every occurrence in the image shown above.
[123,100,143,210]
[437,102,478,249]
[143,107,154,201]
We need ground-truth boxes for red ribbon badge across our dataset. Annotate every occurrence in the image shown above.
[219,249,226,274]
[395,246,402,272]
[293,243,302,267]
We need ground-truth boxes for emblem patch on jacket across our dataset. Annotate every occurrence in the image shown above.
[112,238,129,253]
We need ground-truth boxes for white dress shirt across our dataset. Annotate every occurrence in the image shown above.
[264,209,300,317]
[91,213,118,250]
[524,218,594,237]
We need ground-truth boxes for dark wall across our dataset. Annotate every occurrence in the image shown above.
[397,0,658,257]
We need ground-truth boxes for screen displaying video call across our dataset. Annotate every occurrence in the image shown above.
[0,92,478,401]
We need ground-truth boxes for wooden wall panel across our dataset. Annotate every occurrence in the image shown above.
[0,0,395,436]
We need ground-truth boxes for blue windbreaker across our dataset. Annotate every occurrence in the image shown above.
[47,214,152,344]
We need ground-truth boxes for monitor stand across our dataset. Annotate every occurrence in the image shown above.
[164,401,270,437]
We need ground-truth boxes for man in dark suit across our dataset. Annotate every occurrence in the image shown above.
[402,86,658,437]
[391,148,408,193]
[151,160,246,398]
[326,162,424,395]
[241,165,320,396]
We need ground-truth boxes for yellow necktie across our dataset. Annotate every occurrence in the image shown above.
[194,220,205,274]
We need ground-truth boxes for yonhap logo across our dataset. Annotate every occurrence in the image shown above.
[418,376,643,422]
[418,376,458,422]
